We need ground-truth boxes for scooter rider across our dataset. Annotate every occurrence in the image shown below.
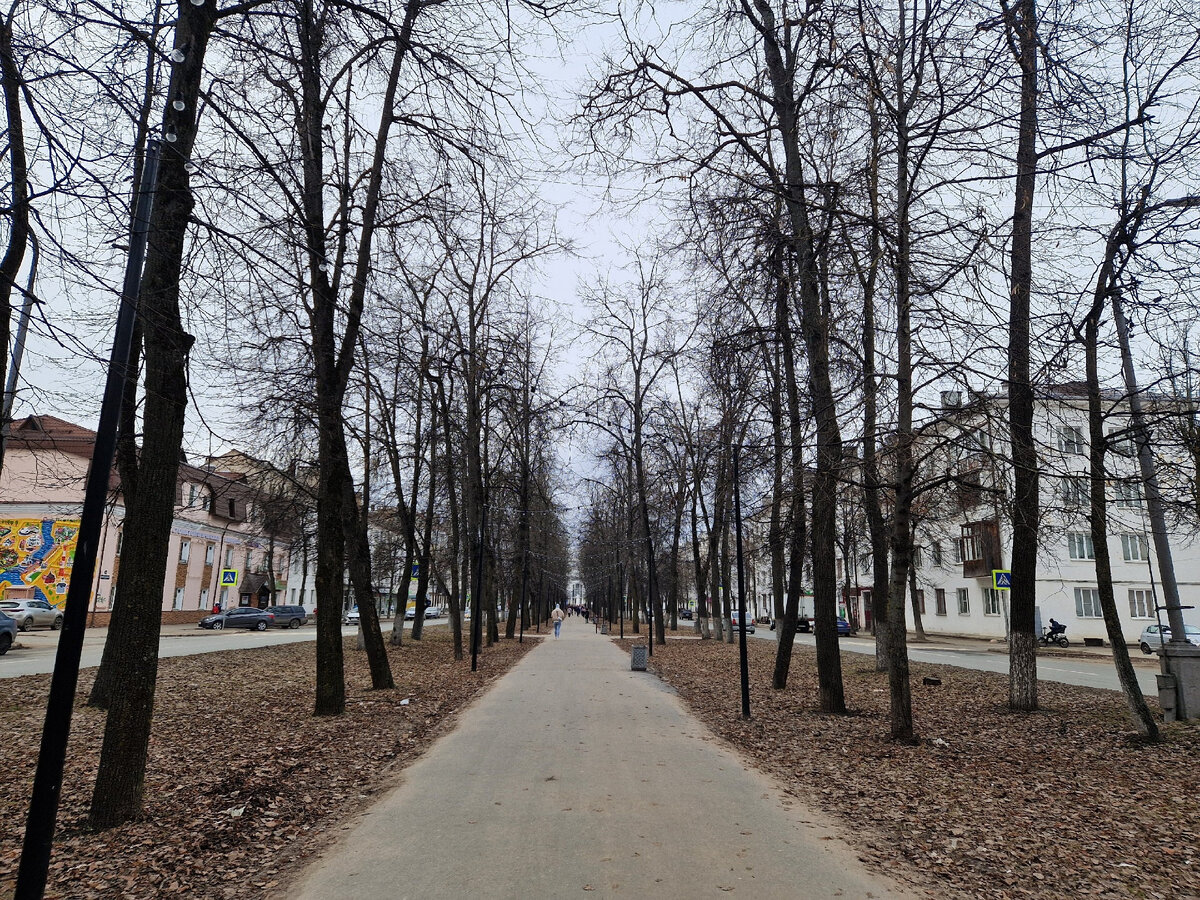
[1048,617,1066,637]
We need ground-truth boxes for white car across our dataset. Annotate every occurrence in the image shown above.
[343,606,360,625]
[1139,623,1200,654]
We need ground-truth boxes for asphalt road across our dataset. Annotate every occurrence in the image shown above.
[0,619,406,679]
[2,618,1160,697]
[749,629,1161,695]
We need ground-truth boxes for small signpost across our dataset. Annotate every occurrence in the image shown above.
[992,569,1012,590]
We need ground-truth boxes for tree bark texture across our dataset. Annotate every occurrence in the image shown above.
[88,0,214,828]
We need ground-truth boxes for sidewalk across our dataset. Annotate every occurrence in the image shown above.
[287,621,916,899]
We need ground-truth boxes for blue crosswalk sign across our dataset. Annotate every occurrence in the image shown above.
[992,570,1012,590]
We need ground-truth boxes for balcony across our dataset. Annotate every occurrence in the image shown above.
[960,519,1000,578]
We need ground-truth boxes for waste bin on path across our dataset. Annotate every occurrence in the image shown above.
[630,644,647,671]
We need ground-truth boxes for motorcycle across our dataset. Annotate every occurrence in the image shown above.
[1038,625,1069,648]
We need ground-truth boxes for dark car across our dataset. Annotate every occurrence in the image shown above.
[679,608,694,620]
[797,617,812,633]
[198,607,275,631]
[268,605,308,628]
[0,610,17,654]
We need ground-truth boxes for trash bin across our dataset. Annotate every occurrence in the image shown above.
[1158,673,1178,721]
[631,644,648,671]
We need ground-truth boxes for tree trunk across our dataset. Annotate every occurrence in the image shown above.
[771,236,810,691]
[1084,217,1158,739]
[1005,0,1041,713]
[88,1,215,828]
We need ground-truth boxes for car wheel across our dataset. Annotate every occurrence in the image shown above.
[289,618,300,629]
[256,621,267,631]
[213,620,224,630]
[0,633,11,654]
[19,617,31,632]
[51,616,63,630]
[1140,641,1153,654]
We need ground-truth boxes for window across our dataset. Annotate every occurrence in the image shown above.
[971,427,991,452]
[1121,533,1148,562]
[983,588,1002,616]
[836,558,844,581]
[935,588,947,616]
[956,588,970,615]
[915,589,926,614]
[1060,476,1090,508]
[1075,586,1102,618]
[243,550,251,572]
[179,540,190,564]
[188,484,198,506]
[959,468,983,509]
[224,547,234,568]
[200,587,209,610]
[201,492,211,512]
[115,531,123,556]
[1067,533,1095,560]
[1129,588,1153,618]
[952,540,962,564]
[173,587,184,610]
[1114,480,1143,509]
[1058,425,1086,455]
[932,542,943,566]
[219,587,229,607]
[1108,429,1136,457]
[228,499,236,517]
[205,544,215,566]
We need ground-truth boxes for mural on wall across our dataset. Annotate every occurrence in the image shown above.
[0,519,80,610]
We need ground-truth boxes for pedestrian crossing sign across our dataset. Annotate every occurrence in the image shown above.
[220,569,238,586]
[992,570,1012,590]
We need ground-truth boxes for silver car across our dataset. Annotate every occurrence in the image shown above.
[0,598,63,631]
[1139,623,1200,654]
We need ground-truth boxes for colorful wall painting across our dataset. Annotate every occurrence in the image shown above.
[0,519,80,610]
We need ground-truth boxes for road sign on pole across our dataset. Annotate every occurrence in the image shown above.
[992,570,1012,590]
[220,569,238,587]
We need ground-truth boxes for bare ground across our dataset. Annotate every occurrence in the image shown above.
[617,634,1200,900]
[0,631,536,899]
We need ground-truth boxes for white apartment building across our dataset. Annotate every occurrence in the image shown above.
[836,385,1200,644]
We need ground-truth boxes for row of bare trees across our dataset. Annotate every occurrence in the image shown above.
[0,0,575,835]
[571,0,1200,743]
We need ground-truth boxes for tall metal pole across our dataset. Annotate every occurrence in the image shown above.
[734,445,751,720]
[16,141,160,900]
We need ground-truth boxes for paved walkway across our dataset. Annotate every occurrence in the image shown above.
[289,620,915,899]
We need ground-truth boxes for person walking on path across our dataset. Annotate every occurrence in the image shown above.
[551,604,564,638]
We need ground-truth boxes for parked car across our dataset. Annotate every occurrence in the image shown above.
[343,606,360,626]
[198,607,275,631]
[836,616,853,636]
[0,598,63,631]
[0,610,17,654]
[730,610,755,634]
[797,616,812,633]
[679,608,694,621]
[268,605,308,628]
[1139,623,1200,654]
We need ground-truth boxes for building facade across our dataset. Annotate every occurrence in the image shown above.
[836,387,1200,644]
[0,415,296,623]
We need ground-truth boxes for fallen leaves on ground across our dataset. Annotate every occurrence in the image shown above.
[0,631,534,899]
[618,635,1200,899]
